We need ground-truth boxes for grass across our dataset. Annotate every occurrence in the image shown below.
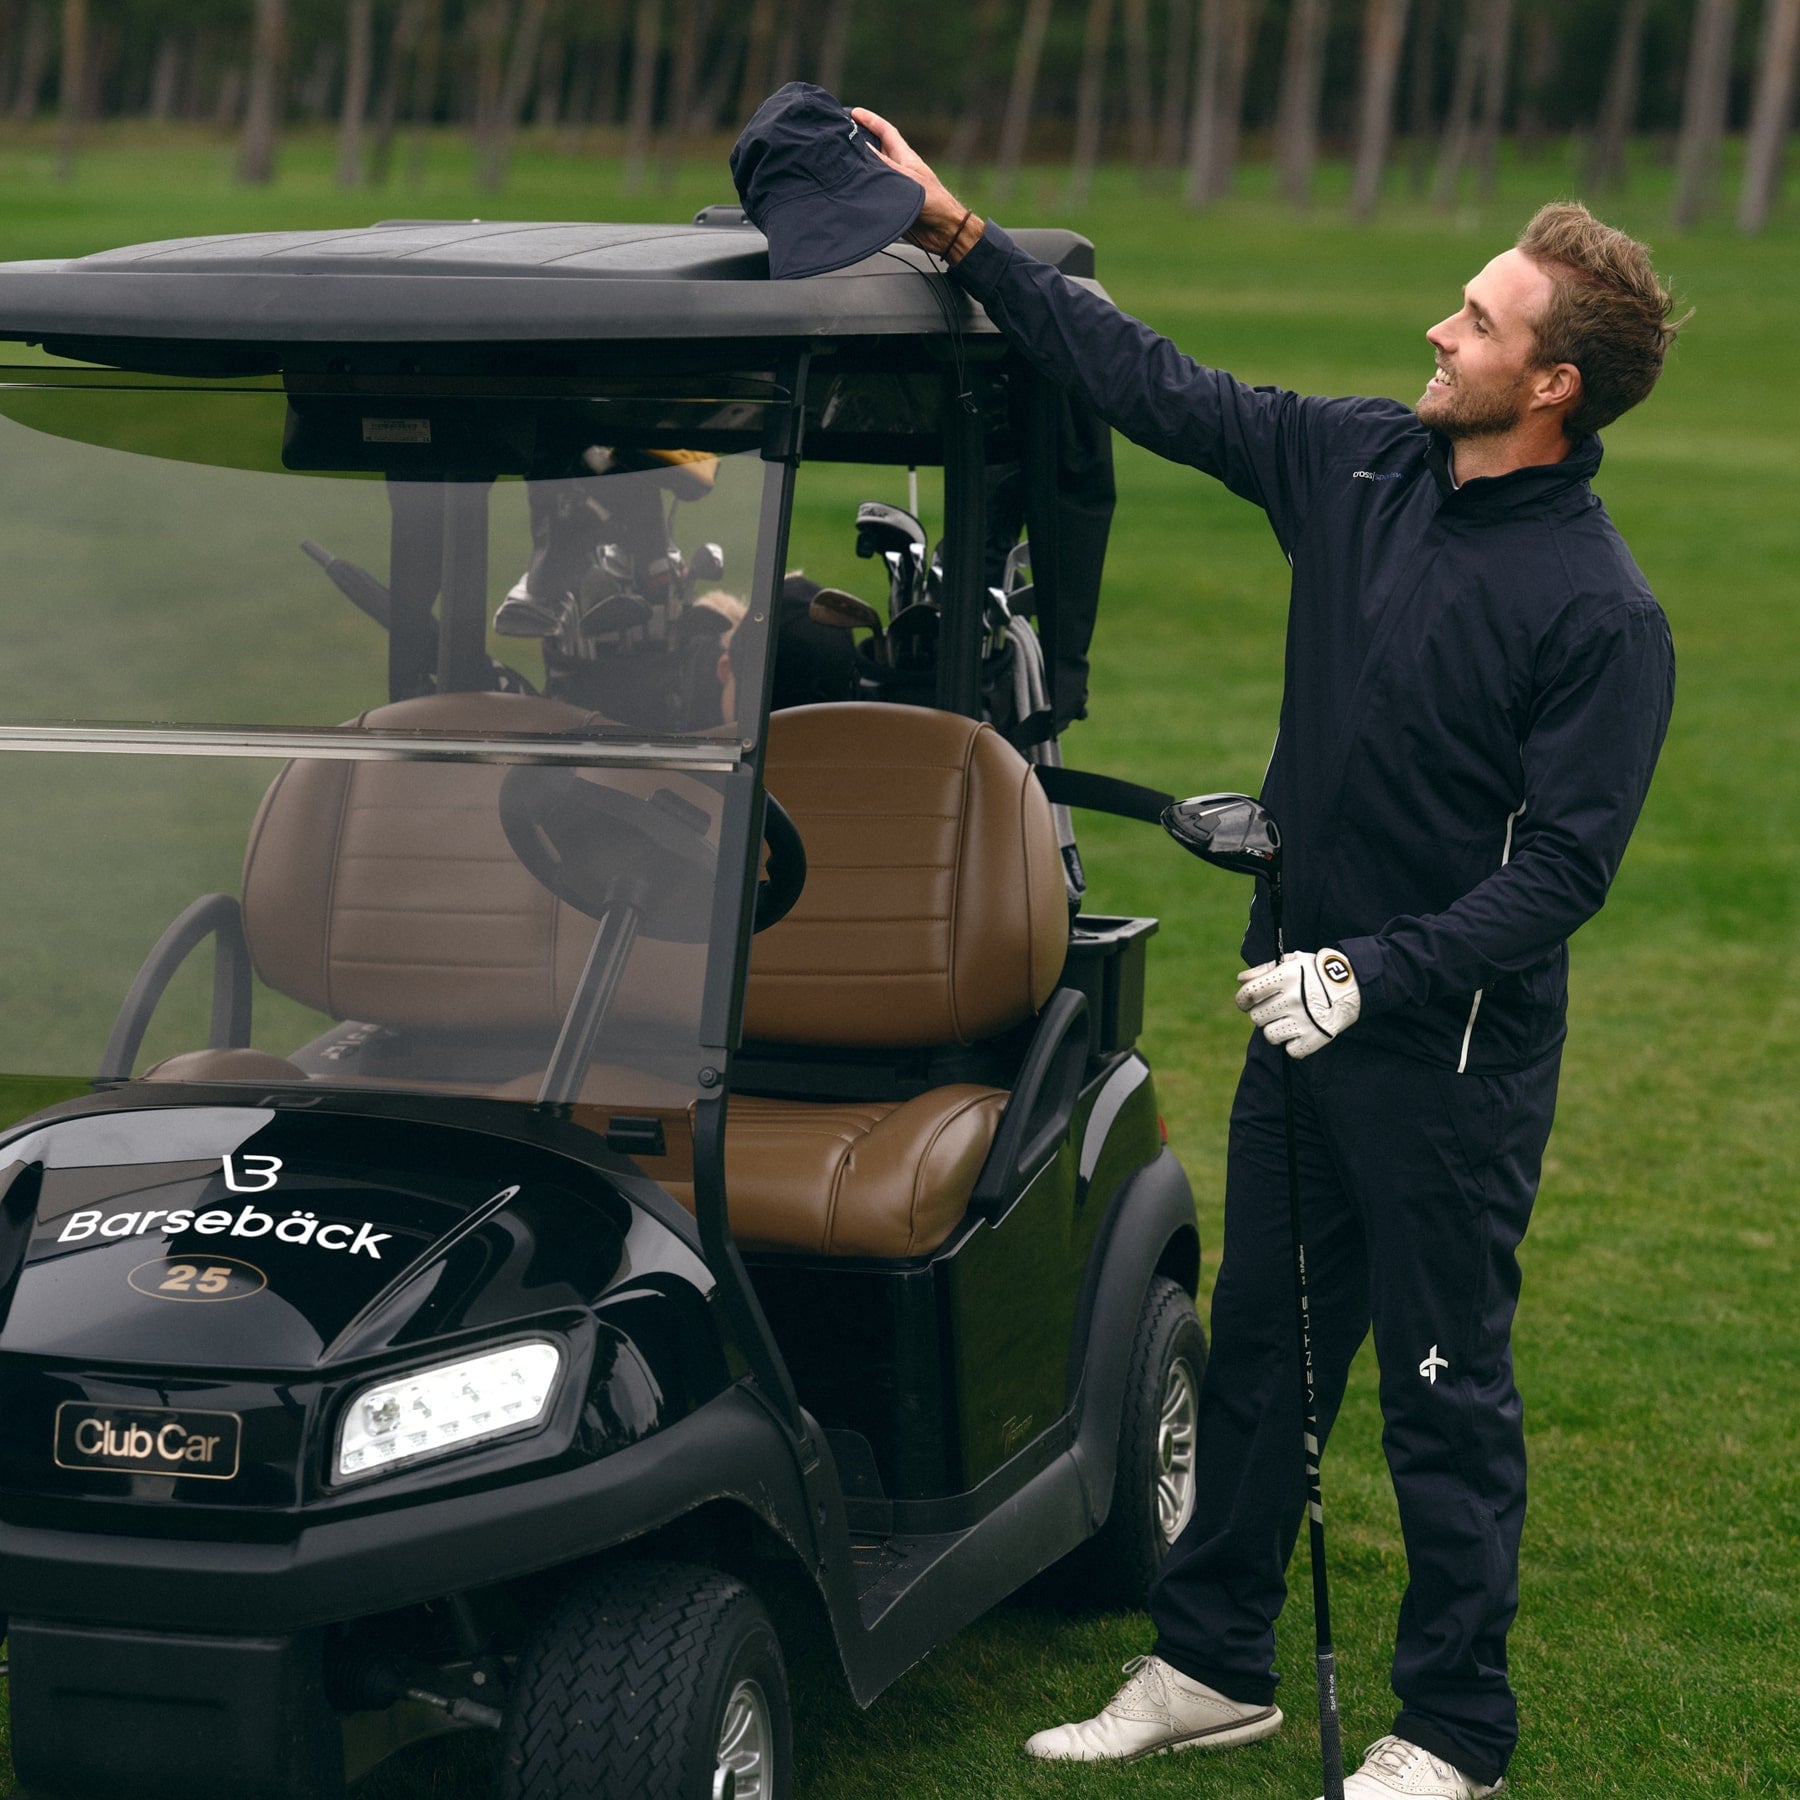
[0,126,1795,1797]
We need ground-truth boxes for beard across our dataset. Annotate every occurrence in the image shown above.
[1416,368,1534,440]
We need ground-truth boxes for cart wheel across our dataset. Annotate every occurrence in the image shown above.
[500,1559,791,1800]
[1070,1275,1207,1609]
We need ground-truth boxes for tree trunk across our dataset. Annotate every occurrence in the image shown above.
[769,0,799,88]
[1739,0,1798,230]
[1406,0,1436,191]
[217,66,245,128]
[471,0,508,166]
[622,0,661,190]
[370,0,424,184]
[735,0,777,126]
[659,0,714,184]
[1513,8,1556,161]
[405,0,444,181]
[945,0,1005,167]
[480,0,549,190]
[994,0,1054,204]
[1469,0,1515,199]
[1274,0,1329,207]
[1349,0,1408,219]
[1583,0,1646,191]
[337,0,373,187]
[1184,0,1224,203]
[10,1,48,121]
[1158,0,1195,167]
[1121,0,1154,170]
[1069,0,1114,206]
[1429,11,1479,206]
[534,32,564,128]
[0,0,15,111]
[237,0,287,184]
[53,0,82,181]
[1673,0,1739,229]
[148,32,180,120]
[818,0,854,94]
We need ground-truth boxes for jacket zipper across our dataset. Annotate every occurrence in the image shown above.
[1457,800,1527,1074]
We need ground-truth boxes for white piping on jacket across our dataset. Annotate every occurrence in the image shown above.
[1457,800,1527,1074]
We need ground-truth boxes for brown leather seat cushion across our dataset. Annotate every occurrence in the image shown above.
[665,1085,1008,1258]
[747,704,1067,1048]
[143,1049,311,1085]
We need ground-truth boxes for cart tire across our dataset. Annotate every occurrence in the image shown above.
[500,1559,792,1800]
[1070,1275,1207,1609]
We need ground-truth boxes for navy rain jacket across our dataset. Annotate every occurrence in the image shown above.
[954,223,1675,1074]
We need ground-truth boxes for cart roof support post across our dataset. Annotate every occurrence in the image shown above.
[936,368,987,719]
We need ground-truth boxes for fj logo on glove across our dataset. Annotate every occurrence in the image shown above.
[1322,955,1352,985]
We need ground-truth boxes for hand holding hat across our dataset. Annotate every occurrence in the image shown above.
[848,109,984,263]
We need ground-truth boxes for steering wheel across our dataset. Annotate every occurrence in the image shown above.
[755,793,807,932]
[499,767,718,944]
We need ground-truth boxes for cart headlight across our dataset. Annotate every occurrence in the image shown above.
[335,1340,561,1482]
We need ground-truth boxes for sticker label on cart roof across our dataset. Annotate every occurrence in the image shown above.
[55,1402,242,1480]
[56,1204,392,1258]
[362,416,431,444]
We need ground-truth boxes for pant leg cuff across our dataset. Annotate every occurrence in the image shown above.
[1392,1712,1508,1788]
[1151,1639,1278,1708]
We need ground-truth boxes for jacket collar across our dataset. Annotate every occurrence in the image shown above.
[1425,429,1602,519]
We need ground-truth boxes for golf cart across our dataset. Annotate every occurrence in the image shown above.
[0,216,1204,1800]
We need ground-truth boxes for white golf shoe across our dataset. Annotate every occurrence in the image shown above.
[1024,1654,1282,1762]
[1321,1734,1505,1798]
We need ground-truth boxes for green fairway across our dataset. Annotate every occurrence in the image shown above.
[0,126,1794,1798]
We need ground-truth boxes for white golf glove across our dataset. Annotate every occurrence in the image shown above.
[1235,948,1362,1059]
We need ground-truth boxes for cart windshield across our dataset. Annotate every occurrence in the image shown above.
[0,382,780,1143]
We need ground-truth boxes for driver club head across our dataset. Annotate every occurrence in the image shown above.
[1160,792,1282,880]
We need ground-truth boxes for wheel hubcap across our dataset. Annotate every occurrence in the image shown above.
[713,1677,772,1800]
[1156,1357,1199,1544]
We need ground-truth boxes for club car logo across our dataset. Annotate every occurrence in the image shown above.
[58,1158,393,1259]
[54,1402,242,1481]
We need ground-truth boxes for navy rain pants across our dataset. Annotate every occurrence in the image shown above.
[1149,1032,1561,1785]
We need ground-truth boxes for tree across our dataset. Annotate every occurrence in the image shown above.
[622,0,660,191]
[1121,0,1154,171]
[994,0,1054,204]
[1349,0,1409,220]
[817,0,854,95]
[480,0,550,191]
[54,0,83,181]
[945,0,1006,168]
[1469,0,1516,199]
[1274,0,1330,207]
[734,0,777,126]
[660,0,717,184]
[1158,0,1195,167]
[11,3,50,122]
[1070,0,1115,206]
[1185,0,1263,207]
[1739,0,1799,231]
[1673,0,1739,229]
[237,0,288,184]
[337,0,373,187]
[1583,0,1647,191]
[1406,0,1438,191]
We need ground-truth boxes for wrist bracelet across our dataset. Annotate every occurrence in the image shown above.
[943,207,975,260]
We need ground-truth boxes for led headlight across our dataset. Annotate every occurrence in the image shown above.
[336,1340,561,1482]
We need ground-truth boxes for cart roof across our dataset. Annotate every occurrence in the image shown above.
[0,218,1100,360]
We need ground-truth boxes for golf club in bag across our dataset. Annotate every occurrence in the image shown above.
[1160,792,1346,1800]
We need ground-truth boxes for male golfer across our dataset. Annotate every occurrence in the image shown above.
[850,110,1677,1800]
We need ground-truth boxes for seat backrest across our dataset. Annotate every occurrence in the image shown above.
[747,703,1066,1049]
[239,692,714,1034]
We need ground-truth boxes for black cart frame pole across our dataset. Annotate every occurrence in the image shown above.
[1269,872,1346,1800]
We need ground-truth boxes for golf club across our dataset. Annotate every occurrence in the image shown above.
[1160,791,1347,1800]
[808,586,889,665]
[854,500,927,617]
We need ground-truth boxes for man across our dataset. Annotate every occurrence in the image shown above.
[850,110,1678,1800]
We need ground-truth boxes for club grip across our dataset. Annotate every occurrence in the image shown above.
[1316,1646,1345,1799]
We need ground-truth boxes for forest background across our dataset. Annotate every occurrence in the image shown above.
[0,0,1793,234]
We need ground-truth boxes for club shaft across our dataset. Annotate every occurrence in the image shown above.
[1272,877,1345,1800]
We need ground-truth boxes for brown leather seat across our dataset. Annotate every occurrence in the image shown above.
[702,702,1068,1258]
[146,690,715,1088]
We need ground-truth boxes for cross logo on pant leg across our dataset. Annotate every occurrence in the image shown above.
[1419,1344,1449,1384]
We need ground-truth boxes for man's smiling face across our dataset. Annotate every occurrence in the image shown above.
[1418,248,1562,440]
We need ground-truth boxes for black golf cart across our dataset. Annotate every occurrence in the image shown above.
[0,216,1204,1799]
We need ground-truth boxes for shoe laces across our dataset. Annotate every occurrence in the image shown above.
[1106,1655,1161,1712]
[1364,1736,1458,1782]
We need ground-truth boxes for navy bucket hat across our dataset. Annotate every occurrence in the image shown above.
[730,82,924,280]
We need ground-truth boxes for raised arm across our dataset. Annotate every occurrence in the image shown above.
[852,105,1349,551]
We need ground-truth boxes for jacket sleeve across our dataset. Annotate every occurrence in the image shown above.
[953,222,1343,555]
[1337,596,1675,1016]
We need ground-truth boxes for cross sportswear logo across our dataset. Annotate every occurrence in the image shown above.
[1419,1344,1449,1384]
[1352,470,1404,482]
